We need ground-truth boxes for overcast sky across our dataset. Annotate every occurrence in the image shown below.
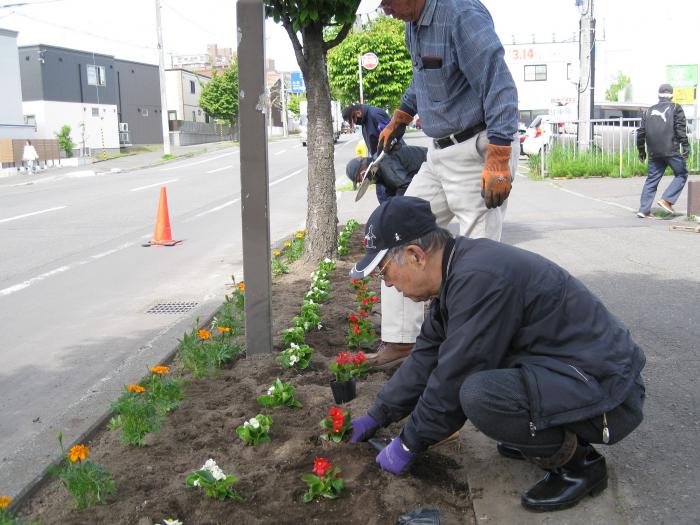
[1,0,698,101]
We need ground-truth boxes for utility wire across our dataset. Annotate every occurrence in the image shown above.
[0,0,70,9]
[161,0,218,39]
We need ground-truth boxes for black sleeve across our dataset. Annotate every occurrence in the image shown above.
[636,113,646,151]
[674,104,689,154]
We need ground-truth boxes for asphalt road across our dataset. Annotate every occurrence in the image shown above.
[0,133,364,497]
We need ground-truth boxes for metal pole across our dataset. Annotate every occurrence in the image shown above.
[281,73,288,137]
[154,0,171,155]
[358,54,364,104]
[237,0,272,355]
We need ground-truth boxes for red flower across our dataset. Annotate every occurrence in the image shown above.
[361,298,369,306]
[348,313,359,324]
[359,309,368,317]
[352,279,360,286]
[361,238,367,248]
[313,456,332,477]
[336,352,352,365]
[353,352,366,365]
[328,406,344,419]
[360,284,368,291]
[370,296,378,303]
[353,324,361,335]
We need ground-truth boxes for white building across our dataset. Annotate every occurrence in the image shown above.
[0,28,34,139]
[165,69,211,123]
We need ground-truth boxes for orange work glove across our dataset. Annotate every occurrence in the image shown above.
[481,143,512,209]
[377,109,414,153]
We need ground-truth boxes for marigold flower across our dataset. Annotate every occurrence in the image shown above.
[127,384,145,393]
[284,241,292,247]
[353,324,361,335]
[295,232,304,239]
[312,456,332,477]
[217,326,231,333]
[69,444,89,463]
[0,496,11,510]
[197,329,212,340]
[150,365,170,375]
[238,281,245,292]
[273,250,281,257]
[336,352,352,365]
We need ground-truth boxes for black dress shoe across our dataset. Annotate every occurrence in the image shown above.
[521,445,608,512]
[497,442,525,460]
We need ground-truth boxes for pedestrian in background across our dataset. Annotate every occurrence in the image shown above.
[365,0,520,368]
[22,140,39,174]
[636,83,690,218]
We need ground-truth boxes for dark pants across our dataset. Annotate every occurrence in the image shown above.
[639,155,688,214]
[459,368,645,458]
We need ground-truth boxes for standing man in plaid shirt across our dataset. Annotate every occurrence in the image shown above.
[365,0,520,368]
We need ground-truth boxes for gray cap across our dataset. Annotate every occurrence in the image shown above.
[658,84,674,97]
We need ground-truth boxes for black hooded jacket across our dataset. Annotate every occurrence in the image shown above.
[368,237,646,453]
[637,99,689,158]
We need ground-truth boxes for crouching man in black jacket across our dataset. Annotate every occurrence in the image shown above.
[349,196,645,512]
[346,145,427,200]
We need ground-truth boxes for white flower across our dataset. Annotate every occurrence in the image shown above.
[202,458,218,471]
[267,385,276,395]
[290,343,299,350]
[211,466,226,481]
[193,479,200,487]
[163,520,183,525]
[248,417,261,429]
[307,299,314,305]
[289,354,299,365]
[317,323,322,330]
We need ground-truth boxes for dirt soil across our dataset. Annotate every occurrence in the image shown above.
[20,229,475,525]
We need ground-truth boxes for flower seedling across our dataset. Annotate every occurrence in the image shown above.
[51,433,115,509]
[145,365,184,415]
[185,458,243,501]
[276,342,314,370]
[319,406,351,443]
[302,457,344,503]
[236,414,273,446]
[258,378,302,409]
[329,351,368,381]
[280,326,305,346]
[346,310,377,349]
[110,384,163,446]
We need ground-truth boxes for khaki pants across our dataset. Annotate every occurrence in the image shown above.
[380,131,519,343]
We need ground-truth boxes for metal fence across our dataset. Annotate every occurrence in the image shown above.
[536,117,700,178]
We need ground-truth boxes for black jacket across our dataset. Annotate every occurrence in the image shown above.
[378,146,427,197]
[637,99,689,158]
[368,237,646,453]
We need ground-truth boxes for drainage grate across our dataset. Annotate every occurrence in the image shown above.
[146,301,199,314]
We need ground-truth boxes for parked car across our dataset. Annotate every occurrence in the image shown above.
[518,121,527,156]
[522,115,564,156]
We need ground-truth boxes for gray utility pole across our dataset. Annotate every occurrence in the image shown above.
[237,0,273,356]
[576,0,596,152]
[154,0,171,155]
[281,73,288,137]
[358,54,364,104]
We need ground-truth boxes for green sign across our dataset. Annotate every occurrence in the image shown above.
[666,64,698,87]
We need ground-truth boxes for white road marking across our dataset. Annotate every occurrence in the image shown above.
[82,242,136,262]
[0,266,70,297]
[195,199,241,218]
[274,149,287,156]
[269,169,303,187]
[0,206,67,224]
[206,165,233,174]
[550,183,636,212]
[130,179,178,192]
[159,151,237,171]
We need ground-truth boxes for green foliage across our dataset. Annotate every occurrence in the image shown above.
[530,144,649,178]
[258,378,303,409]
[176,327,242,379]
[145,373,184,416]
[605,72,631,102]
[185,459,244,501]
[280,326,306,346]
[337,219,359,256]
[287,94,305,117]
[55,125,75,158]
[265,1,359,33]
[276,342,314,370]
[109,391,163,446]
[199,62,239,124]
[302,462,344,503]
[236,414,273,446]
[328,16,412,109]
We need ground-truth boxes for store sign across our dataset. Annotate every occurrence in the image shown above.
[290,71,305,93]
[673,87,696,105]
[666,64,698,87]
[361,52,379,70]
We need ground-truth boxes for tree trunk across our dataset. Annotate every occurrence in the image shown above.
[299,25,338,265]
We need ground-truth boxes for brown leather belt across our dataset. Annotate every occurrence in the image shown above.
[433,122,486,149]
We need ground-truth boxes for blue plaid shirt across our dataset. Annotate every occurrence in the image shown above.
[399,0,518,144]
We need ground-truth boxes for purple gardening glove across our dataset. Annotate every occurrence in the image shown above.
[376,436,415,475]
[350,414,380,443]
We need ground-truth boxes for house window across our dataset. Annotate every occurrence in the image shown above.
[87,64,106,86]
[567,63,573,80]
[142,109,149,117]
[524,64,547,82]
[190,80,196,94]
[168,110,177,121]
[24,115,36,126]
[192,110,196,121]
[92,107,100,117]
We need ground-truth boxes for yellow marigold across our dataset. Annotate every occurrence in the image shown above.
[295,232,304,239]
[238,282,245,292]
[284,241,292,247]
[216,326,231,333]
[127,384,145,393]
[150,365,170,375]
[0,496,11,509]
[69,444,89,463]
[273,250,281,257]
[198,329,212,340]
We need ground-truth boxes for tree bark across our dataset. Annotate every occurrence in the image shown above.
[297,24,338,264]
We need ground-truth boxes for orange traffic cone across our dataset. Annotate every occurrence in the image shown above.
[143,186,181,247]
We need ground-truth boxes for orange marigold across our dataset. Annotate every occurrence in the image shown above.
[197,329,211,340]
[0,496,11,509]
[68,444,89,462]
[238,282,245,292]
[216,326,231,333]
[127,384,145,393]
[150,365,170,375]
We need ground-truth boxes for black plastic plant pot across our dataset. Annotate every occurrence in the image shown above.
[330,378,356,404]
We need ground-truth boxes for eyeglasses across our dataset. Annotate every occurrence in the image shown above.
[375,254,394,281]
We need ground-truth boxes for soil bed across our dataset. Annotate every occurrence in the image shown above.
[20,229,474,525]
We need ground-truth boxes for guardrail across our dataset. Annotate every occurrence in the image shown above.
[534,117,699,178]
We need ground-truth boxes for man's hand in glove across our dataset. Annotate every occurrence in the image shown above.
[481,143,513,209]
[639,149,647,162]
[350,414,379,443]
[376,436,415,475]
[378,109,414,153]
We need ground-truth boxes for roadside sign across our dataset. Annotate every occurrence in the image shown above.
[361,52,379,70]
[290,71,305,93]
[673,87,696,105]
[666,64,698,87]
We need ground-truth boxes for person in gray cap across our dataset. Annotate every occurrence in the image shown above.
[349,196,646,511]
[636,83,690,217]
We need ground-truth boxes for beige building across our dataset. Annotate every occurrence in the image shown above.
[165,69,211,123]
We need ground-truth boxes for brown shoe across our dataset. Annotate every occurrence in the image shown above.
[365,342,413,369]
[657,199,674,213]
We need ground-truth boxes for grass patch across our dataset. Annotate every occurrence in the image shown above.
[93,152,131,162]
[652,210,674,219]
